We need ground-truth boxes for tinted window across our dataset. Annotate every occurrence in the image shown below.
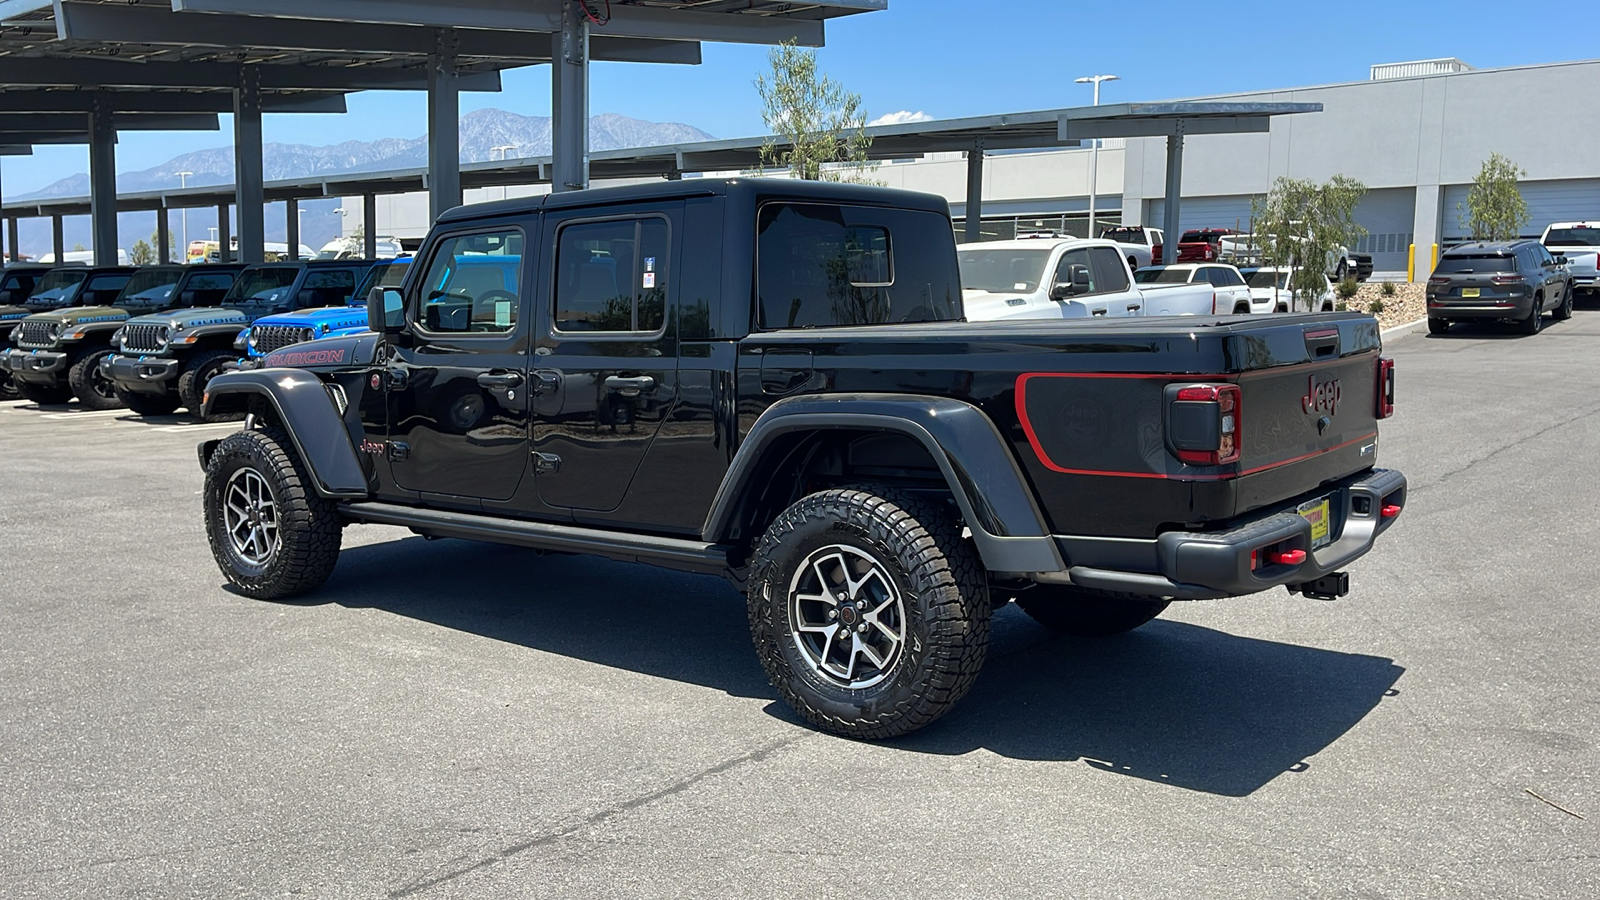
[1133,267,1192,284]
[83,274,132,305]
[1245,269,1287,290]
[116,269,185,312]
[554,217,669,333]
[1088,247,1130,293]
[958,248,1052,292]
[1102,227,1147,245]
[226,268,300,307]
[1436,254,1515,274]
[25,270,87,306]
[417,230,523,334]
[758,202,960,328]
[1544,227,1600,247]
[297,269,358,308]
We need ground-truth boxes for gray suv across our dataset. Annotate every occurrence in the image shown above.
[1426,240,1573,335]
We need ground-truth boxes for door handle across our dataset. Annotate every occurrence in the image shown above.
[604,375,656,393]
[1091,308,1107,316]
[477,371,525,388]
[1126,303,1142,311]
[532,370,561,396]
[385,366,409,390]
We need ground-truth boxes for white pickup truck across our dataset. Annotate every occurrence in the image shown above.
[1132,263,1256,315]
[1098,226,1161,271]
[1219,232,1352,281]
[957,238,1215,321]
[1541,221,1600,298]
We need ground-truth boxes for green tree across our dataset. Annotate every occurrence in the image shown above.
[1460,152,1530,241]
[755,40,874,182]
[1250,175,1367,308]
[71,243,86,252]
[128,239,156,266]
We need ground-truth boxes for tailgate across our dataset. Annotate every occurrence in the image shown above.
[1231,317,1383,516]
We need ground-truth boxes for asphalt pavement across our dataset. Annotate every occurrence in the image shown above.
[1,310,1597,899]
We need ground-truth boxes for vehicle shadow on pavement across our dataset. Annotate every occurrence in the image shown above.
[894,609,1405,797]
[327,538,1403,798]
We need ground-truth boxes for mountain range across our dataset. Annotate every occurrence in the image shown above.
[12,109,714,256]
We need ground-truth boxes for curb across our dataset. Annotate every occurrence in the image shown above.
[1380,316,1428,341]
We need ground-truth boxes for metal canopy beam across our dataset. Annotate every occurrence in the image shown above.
[88,96,117,266]
[54,2,699,64]
[1060,117,1273,140]
[0,58,501,92]
[0,146,33,156]
[0,113,221,132]
[427,30,462,218]
[0,90,347,114]
[0,0,50,19]
[235,67,265,263]
[172,0,827,46]
[551,3,588,192]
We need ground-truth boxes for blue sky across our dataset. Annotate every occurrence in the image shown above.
[3,0,1597,196]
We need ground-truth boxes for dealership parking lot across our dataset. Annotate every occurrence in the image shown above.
[2,313,1598,899]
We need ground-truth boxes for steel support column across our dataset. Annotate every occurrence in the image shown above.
[551,3,589,192]
[51,215,64,262]
[157,208,171,264]
[363,193,377,259]
[7,217,18,264]
[89,94,118,266]
[286,199,299,261]
[217,204,231,262]
[1161,132,1184,264]
[427,29,463,220]
[234,66,265,263]
[964,139,984,244]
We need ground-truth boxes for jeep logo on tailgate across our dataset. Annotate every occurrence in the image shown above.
[1301,374,1340,416]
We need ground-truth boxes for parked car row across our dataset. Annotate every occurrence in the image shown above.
[956,237,1334,322]
[0,257,405,411]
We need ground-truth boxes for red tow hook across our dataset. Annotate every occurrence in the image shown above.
[1267,549,1307,566]
[1381,504,1402,519]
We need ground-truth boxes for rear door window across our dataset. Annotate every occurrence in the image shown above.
[757,202,960,328]
[553,216,670,334]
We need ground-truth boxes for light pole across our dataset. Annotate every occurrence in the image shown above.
[491,145,517,200]
[1074,74,1119,238]
[175,170,193,260]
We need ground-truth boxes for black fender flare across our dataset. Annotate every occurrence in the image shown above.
[198,368,368,498]
[701,393,1063,575]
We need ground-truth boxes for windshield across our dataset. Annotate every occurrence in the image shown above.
[117,269,185,306]
[1101,227,1146,245]
[957,248,1052,293]
[24,270,88,308]
[1245,270,1288,289]
[1544,227,1600,248]
[223,268,300,306]
[1133,267,1191,284]
[1436,255,1515,274]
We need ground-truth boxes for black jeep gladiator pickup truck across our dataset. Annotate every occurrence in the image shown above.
[197,178,1406,739]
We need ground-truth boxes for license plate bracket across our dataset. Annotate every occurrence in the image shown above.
[1298,496,1333,549]
[1461,287,1481,298]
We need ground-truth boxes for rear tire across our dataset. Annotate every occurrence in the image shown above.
[203,427,342,599]
[67,348,122,410]
[1519,295,1543,335]
[1553,285,1573,321]
[14,379,72,405]
[746,487,991,740]
[1015,586,1170,637]
[115,387,182,417]
[178,349,240,418]
[1428,317,1451,335]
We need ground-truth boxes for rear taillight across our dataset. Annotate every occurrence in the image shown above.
[1376,356,1395,419]
[1490,275,1522,285]
[1171,384,1242,466]
[1212,291,1222,315]
[1427,276,1450,287]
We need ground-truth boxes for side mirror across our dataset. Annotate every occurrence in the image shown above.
[1049,265,1093,300]
[368,287,405,334]
[1552,254,1567,266]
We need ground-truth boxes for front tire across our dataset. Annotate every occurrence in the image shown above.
[178,349,240,418]
[1015,586,1170,637]
[203,427,342,599]
[746,488,991,740]
[68,348,123,410]
[115,387,182,417]
[14,379,72,405]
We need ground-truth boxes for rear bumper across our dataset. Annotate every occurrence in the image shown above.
[1039,468,1407,600]
[102,353,180,393]
[1427,293,1533,319]
[2,348,68,382]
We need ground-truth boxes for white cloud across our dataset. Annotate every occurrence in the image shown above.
[868,110,934,127]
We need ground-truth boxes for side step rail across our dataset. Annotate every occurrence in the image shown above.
[339,501,734,577]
